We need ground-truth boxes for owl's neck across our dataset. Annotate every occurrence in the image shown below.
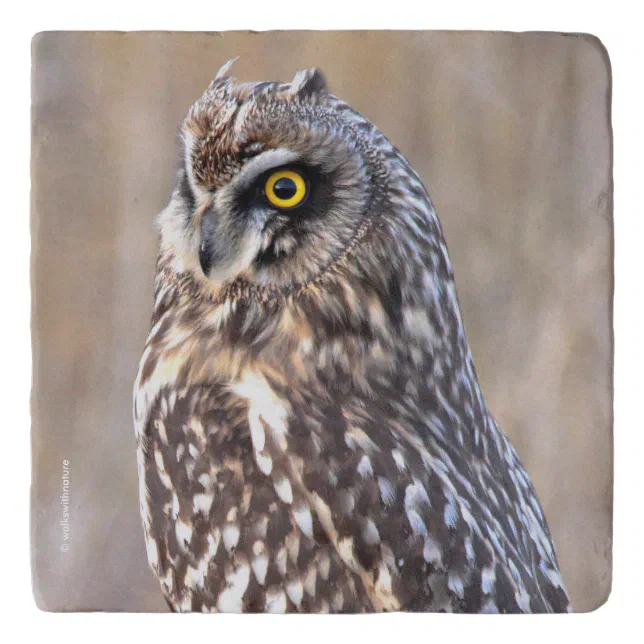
[135,206,496,477]
[148,205,482,411]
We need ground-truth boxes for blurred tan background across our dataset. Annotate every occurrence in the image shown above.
[31,31,612,612]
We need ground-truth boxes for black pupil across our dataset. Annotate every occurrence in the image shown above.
[273,177,298,201]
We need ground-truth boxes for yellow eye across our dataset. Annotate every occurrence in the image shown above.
[264,169,308,209]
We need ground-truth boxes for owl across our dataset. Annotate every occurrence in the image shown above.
[134,60,571,613]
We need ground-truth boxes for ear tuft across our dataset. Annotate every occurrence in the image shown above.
[215,57,239,80]
[289,68,328,98]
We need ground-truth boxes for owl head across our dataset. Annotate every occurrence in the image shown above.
[158,60,392,294]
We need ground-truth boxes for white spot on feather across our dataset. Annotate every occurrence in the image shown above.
[286,531,300,563]
[265,587,287,613]
[185,560,208,590]
[374,564,400,611]
[276,546,288,576]
[193,492,214,515]
[255,449,273,475]
[170,492,180,519]
[448,572,465,599]
[293,502,314,538]
[223,523,240,552]
[345,427,379,453]
[481,566,495,594]
[154,419,169,446]
[217,562,250,613]
[357,454,373,478]
[423,536,443,566]
[464,537,475,562]
[248,407,266,451]
[444,498,459,528]
[153,449,173,490]
[481,599,499,613]
[318,550,331,580]
[273,475,293,504]
[304,565,317,596]
[286,579,304,608]
[331,590,344,611]
[252,552,269,586]
[232,371,289,451]
[378,477,396,506]
[404,479,431,512]
[361,518,381,545]
[226,506,238,522]
[338,537,359,572]
[175,519,192,552]
[146,537,159,568]
[185,417,206,444]
[407,509,427,536]
[206,531,220,559]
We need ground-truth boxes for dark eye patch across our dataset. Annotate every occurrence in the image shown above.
[178,167,196,213]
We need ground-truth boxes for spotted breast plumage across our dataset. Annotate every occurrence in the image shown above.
[133,61,571,613]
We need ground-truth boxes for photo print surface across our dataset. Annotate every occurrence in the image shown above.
[31,31,612,613]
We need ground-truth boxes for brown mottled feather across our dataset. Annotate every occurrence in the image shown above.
[134,64,570,613]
